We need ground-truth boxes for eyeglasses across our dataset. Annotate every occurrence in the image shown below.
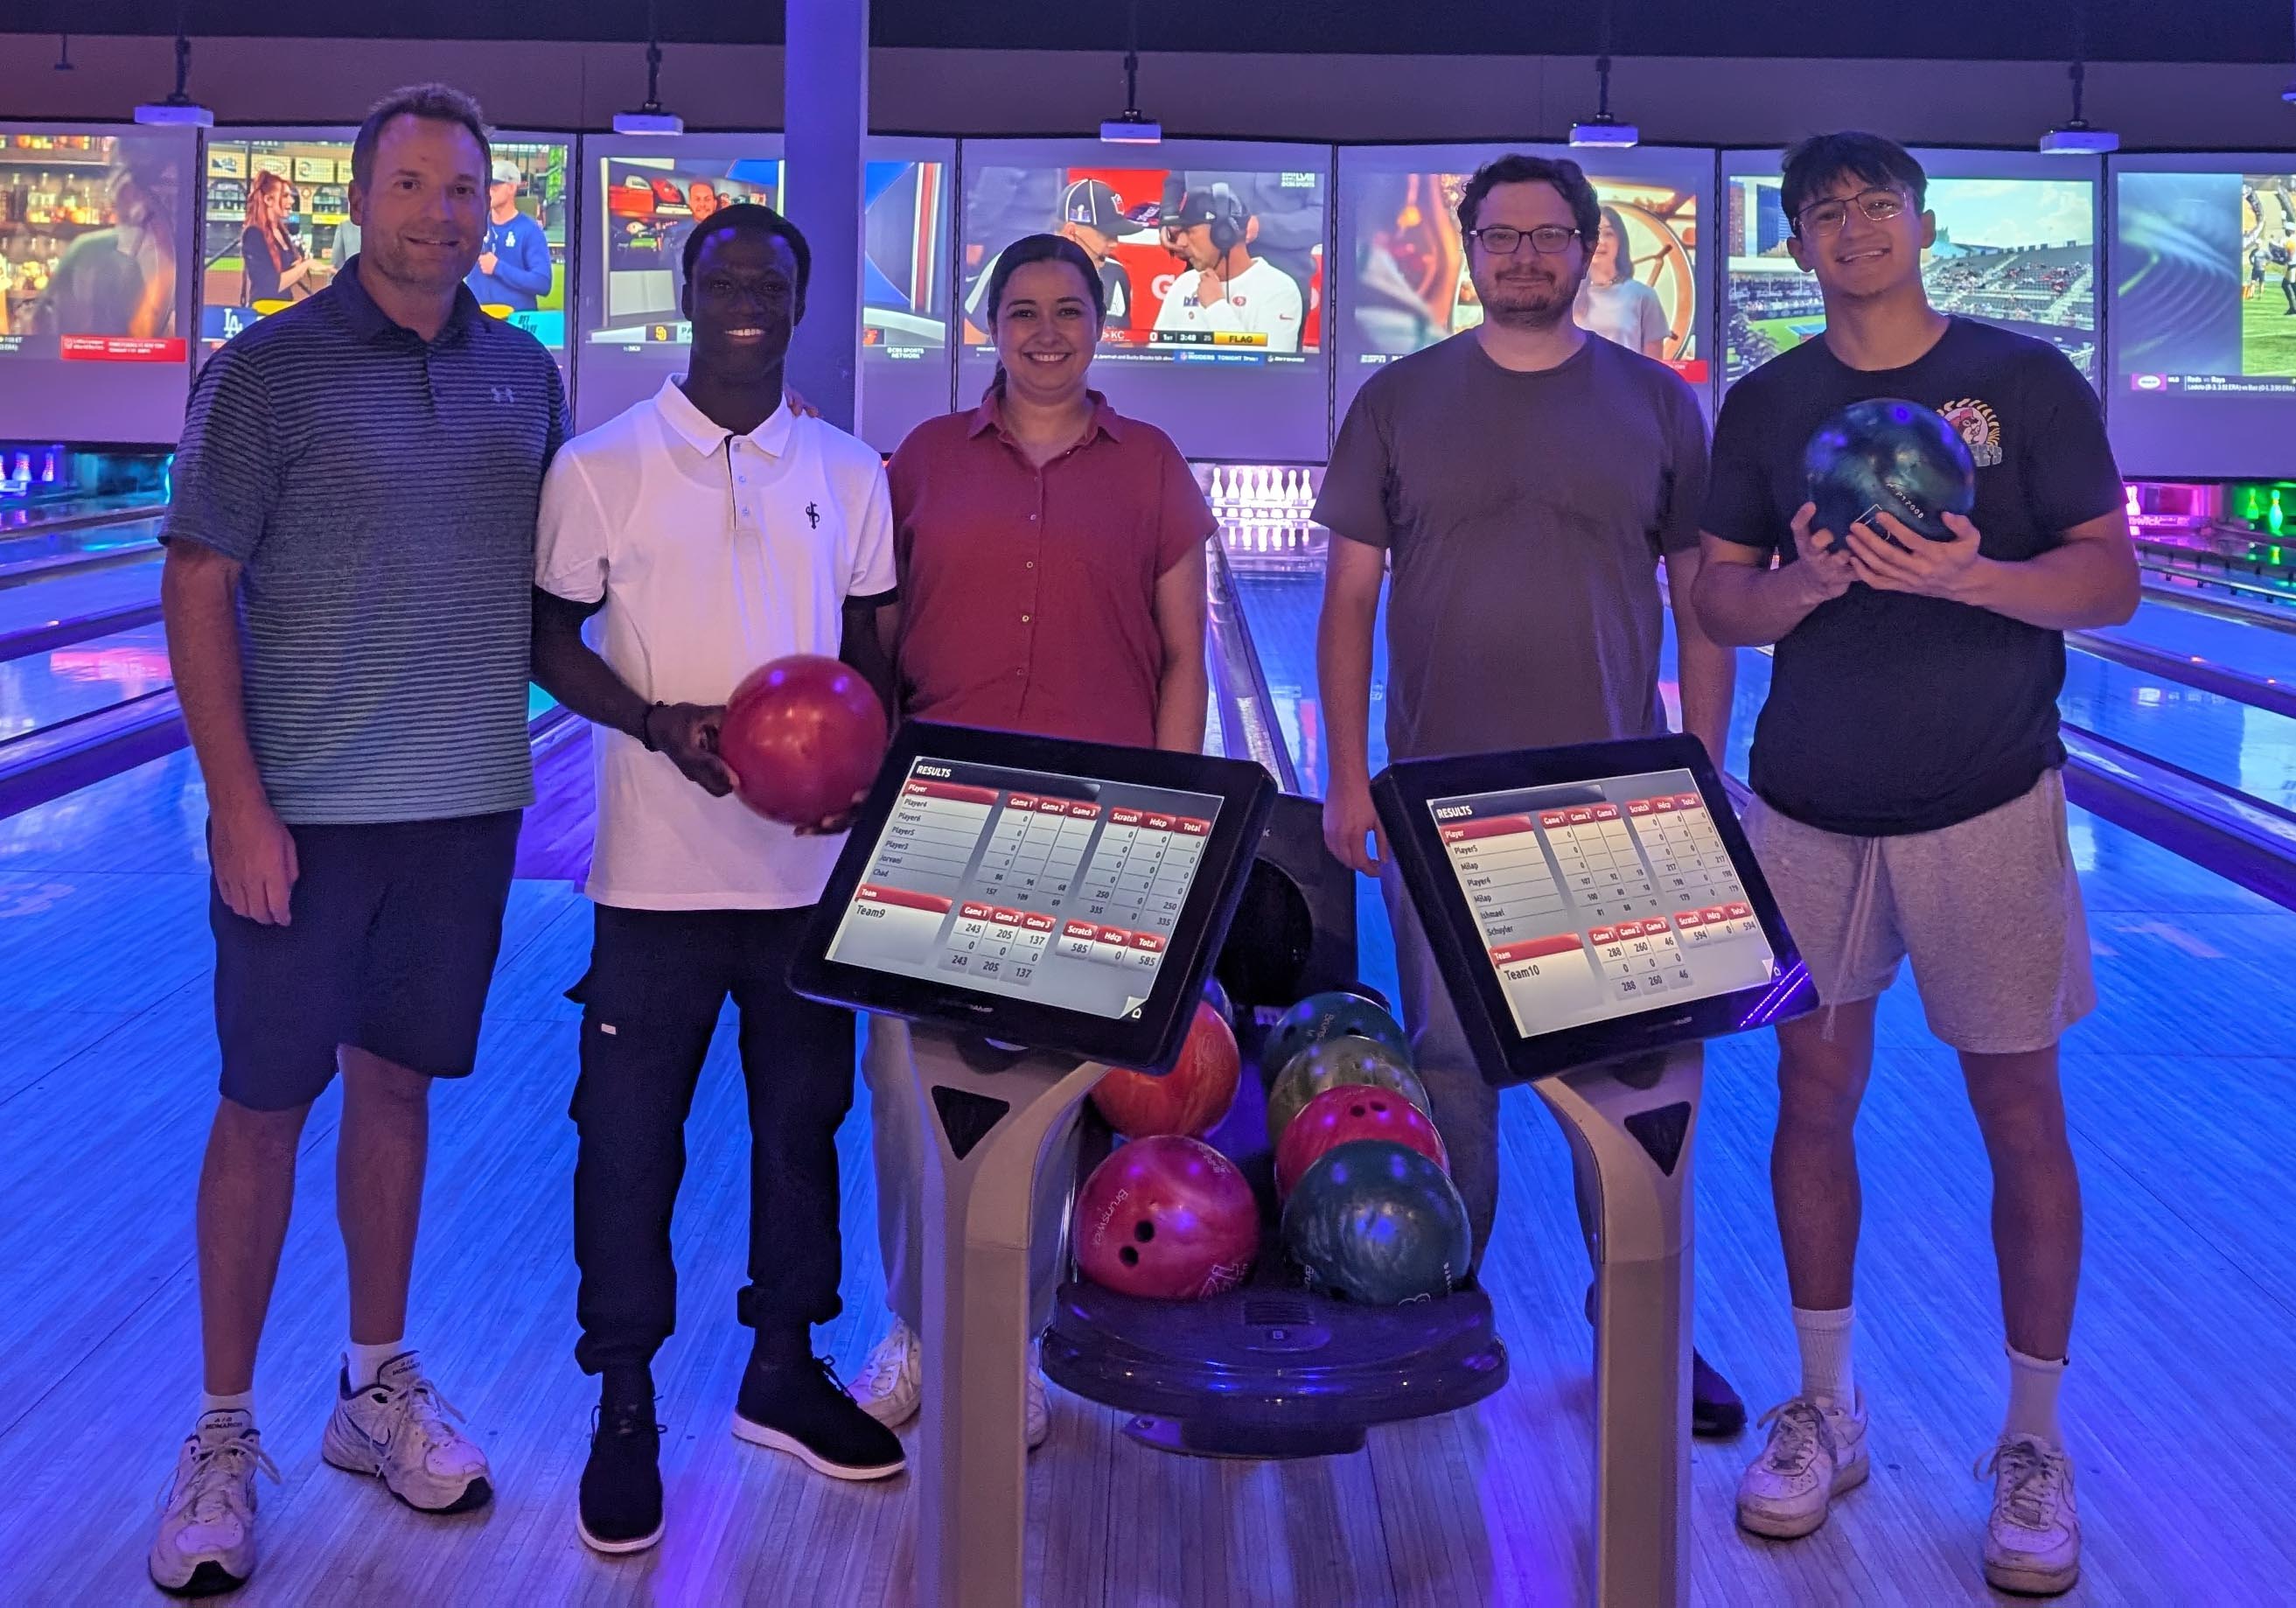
[1793,189,1909,237]
[1467,225,1581,257]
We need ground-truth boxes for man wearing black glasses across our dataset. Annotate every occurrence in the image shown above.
[1695,133,2137,1597]
[1314,152,1745,1436]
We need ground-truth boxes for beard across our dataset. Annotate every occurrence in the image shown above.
[1474,263,1582,329]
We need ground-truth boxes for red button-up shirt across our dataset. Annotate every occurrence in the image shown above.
[888,388,1213,748]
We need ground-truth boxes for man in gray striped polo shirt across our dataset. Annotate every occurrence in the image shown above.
[149,83,565,1598]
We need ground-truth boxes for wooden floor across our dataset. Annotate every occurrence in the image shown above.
[1,742,2292,1605]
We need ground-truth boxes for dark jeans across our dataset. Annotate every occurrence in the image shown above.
[569,903,856,1374]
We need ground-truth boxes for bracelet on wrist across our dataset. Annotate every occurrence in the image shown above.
[638,702,666,752]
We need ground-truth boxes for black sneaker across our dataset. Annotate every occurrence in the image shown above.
[577,1388,664,1555]
[733,1355,906,1481]
[1692,1350,1748,1439]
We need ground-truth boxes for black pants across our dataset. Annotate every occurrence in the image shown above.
[569,904,856,1375]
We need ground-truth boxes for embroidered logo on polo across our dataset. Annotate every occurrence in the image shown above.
[1937,398,2002,469]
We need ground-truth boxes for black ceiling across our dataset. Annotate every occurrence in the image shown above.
[10,0,2293,63]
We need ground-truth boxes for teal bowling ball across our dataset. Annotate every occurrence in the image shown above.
[1259,990,1410,1092]
[1265,1032,1429,1147]
[1282,1138,1472,1305]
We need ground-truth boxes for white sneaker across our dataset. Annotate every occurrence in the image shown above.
[850,1321,923,1429]
[1736,1395,1870,1540]
[320,1351,493,1514]
[1978,1435,2081,1596]
[149,1410,279,1597]
[848,1320,1052,1452]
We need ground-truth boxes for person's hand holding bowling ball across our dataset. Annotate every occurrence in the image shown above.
[1787,501,1858,609]
[791,789,869,839]
[642,702,738,797]
[1840,509,1985,603]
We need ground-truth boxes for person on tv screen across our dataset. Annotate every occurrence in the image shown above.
[1053,178,1139,324]
[964,178,1142,336]
[1152,183,1303,353]
[237,171,315,308]
[468,157,554,312]
[1574,204,1671,359]
[1694,131,2138,1596]
[32,143,180,340]
[1315,151,1745,1442]
[664,177,724,314]
[852,232,1212,1455]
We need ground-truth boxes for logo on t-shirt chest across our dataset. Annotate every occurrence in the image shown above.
[1937,397,2003,469]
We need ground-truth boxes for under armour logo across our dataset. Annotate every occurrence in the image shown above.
[490,385,515,403]
[806,502,820,528]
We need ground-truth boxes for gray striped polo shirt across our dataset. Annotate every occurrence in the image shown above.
[164,259,567,825]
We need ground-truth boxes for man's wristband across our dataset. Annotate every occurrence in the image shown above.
[637,702,666,752]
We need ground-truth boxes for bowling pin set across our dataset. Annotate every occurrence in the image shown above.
[1204,464,1322,563]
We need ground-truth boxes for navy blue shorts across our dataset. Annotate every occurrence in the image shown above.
[210,811,522,1111]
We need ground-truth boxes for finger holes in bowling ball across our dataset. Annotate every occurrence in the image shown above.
[1119,1247,1139,1267]
[1134,1221,1156,1243]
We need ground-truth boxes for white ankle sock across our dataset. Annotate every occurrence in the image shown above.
[1792,1304,1856,1407]
[346,1339,407,1392]
[2005,1346,2067,1447]
[199,1388,255,1419]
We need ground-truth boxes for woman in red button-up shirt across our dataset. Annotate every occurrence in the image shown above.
[850,234,1214,1446]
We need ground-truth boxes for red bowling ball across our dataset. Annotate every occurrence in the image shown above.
[716,654,889,827]
[1074,1135,1259,1301]
[1090,1002,1241,1139]
[1274,1083,1449,1199]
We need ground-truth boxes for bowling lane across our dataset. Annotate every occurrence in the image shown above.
[2101,595,2296,685]
[0,624,173,740]
[2057,650,2296,815]
[0,514,164,575]
[0,489,167,535]
[0,554,164,645]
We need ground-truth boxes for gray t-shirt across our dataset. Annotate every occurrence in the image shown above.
[1314,331,1708,763]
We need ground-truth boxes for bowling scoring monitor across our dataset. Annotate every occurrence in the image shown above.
[791,721,1277,1073]
[1373,736,1817,1082]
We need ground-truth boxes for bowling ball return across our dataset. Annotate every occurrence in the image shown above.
[1043,1021,1505,1458]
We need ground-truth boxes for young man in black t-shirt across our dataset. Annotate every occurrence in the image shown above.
[1694,133,2138,1598]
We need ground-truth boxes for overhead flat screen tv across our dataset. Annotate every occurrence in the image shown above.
[198,126,572,376]
[0,123,197,444]
[956,138,1330,463]
[2109,153,2296,479]
[1721,148,2100,395]
[572,134,953,451]
[1334,143,1713,420]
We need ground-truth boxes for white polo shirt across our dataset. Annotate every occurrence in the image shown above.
[536,376,897,911]
[1152,258,1304,353]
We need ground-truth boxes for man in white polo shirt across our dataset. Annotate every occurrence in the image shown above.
[532,204,903,1557]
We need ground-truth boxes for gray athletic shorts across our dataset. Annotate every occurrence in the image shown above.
[1745,769,2096,1055]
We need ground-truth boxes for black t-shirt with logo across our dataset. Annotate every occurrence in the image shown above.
[1702,317,2125,836]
